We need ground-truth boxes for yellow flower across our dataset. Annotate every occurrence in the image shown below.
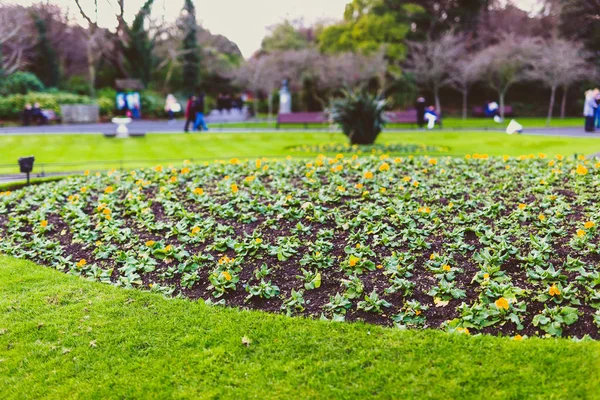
[222,271,232,281]
[193,187,204,195]
[348,255,360,267]
[355,183,364,189]
[584,221,595,229]
[76,259,87,268]
[578,154,586,160]
[102,208,111,215]
[245,175,256,183]
[105,215,111,221]
[538,153,547,159]
[514,334,523,341]
[165,245,173,252]
[483,273,490,280]
[379,162,390,172]
[145,240,155,247]
[84,170,90,176]
[494,297,509,310]
[255,238,262,244]
[169,176,177,183]
[104,186,114,194]
[548,160,555,167]
[256,159,261,169]
[429,253,437,260]
[376,264,383,269]
[412,181,419,187]
[191,226,201,235]
[181,167,190,174]
[538,214,546,221]
[518,203,526,210]
[428,158,437,165]
[231,184,239,193]
[442,265,451,272]
[337,186,346,192]
[334,164,343,172]
[576,164,588,175]
[80,187,87,193]
[548,284,561,296]
[402,176,411,182]
[556,154,564,160]
[229,158,240,164]
[364,171,374,179]
[40,220,48,228]
[577,229,586,238]
[465,154,471,159]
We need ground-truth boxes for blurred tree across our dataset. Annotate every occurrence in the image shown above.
[31,12,60,88]
[527,38,591,124]
[446,41,481,120]
[404,32,466,114]
[181,0,200,92]
[261,20,309,52]
[560,0,600,59]
[472,34,539,119]
[0,5,33,76]
[318,0,421,77]
[123,0,155,85]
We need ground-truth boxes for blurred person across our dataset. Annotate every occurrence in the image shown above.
[22,103,33,126]
[193,93,209,132]
[32,102,47,125]
[165,94,180,124]
[424,105,438,130]
[595,89,600,129]
[184,95,197,133]
[415,96,426,129]
[584,89,597,132]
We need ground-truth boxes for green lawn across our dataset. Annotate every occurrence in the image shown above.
[0,256,598,399]
[212,116,582,130]
[1,131,600,174]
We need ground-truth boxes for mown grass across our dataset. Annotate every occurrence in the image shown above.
[0,256,599,399]
[1,131,600,174]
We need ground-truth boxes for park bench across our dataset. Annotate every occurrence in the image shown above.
[386,109,443,128]
[472,105,514,118]
[41,109,61,124]
[276,112,328,129]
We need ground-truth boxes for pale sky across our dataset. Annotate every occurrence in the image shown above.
[6,0,540,58]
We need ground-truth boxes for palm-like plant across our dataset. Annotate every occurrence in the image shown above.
[329,90,387,145]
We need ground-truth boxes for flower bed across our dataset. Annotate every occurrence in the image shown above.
[1,154,599,338]
[287,143,448,154]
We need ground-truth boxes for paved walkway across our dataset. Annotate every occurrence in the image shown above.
[0,120,595,137]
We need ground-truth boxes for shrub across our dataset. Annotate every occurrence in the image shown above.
[0,72,45,96]
[329,90,387,145]
[0,92,92,120]
[62,75,91,96]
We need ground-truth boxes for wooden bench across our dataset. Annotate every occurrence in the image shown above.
[276,112,328,129]
[472,105,514,118]
[41,109,61,124]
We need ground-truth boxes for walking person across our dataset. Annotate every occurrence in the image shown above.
[184,95,196,133]
[595,89,600,129]
[165,94,180,124]
[584,89,597,132]
[415,96,426,129]
[22,103,33,126]
[193,93,209,132]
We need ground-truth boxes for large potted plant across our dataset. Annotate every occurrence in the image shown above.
[329,90,387,145]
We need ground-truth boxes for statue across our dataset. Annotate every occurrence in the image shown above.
[279,79,291,114]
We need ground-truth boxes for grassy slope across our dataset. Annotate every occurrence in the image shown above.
[1,131,600,173]
[211,117,582,130]
[0,256,599,399]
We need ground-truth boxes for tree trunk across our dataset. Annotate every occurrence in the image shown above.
[499,92,505,120]
[86,41,96,98]
[253,91,258,118]
[560,85,568,119]
[462,90,468,121]
[268,92,273,122]
[546,85,556,127]
[434,86,441,115]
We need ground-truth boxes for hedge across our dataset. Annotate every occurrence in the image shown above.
[0,92,93,120]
